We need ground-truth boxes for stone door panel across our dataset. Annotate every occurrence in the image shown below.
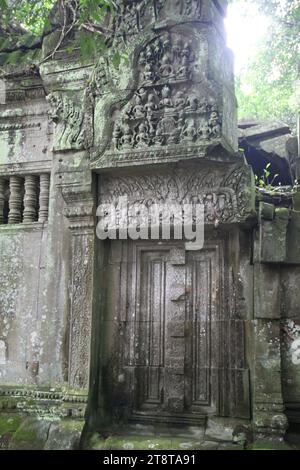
[103,241,215,422]
[102,238,250,423]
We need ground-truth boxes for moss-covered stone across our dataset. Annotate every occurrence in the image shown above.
[249,441,298,450]
[0,414,25,450]
[9,418,51,450]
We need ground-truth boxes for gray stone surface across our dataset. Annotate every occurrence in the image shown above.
[0,0,299,450]
[44,420,83,450]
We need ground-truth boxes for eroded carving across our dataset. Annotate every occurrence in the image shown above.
[109,32,221,153]
[111,0,203,44]
[99,165,252,224]
[47,88,94,151]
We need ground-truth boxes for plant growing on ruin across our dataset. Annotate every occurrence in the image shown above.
[255,163,279,190]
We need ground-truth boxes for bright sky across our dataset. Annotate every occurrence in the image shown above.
[225,0,271,73]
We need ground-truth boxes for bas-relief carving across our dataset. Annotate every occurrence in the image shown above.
[112,33,220,152]
[110,0,203,45]
[99,165,253,224]
[91,29,225,165]
[69,232,94,390]
[47,88,94,151]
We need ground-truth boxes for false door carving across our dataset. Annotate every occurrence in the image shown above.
[101,239,250,424]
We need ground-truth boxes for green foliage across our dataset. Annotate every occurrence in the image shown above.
[0,0,299,123]
[2,1,56,36]
[0,1,122,64]
[79,0,112,24]
[255,163,279,190]
[233,0,300,129]
[0,1,115,37]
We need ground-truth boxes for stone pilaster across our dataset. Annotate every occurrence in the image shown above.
[23,175,38,223]
[38,173,50,223]
[0,177,5,224]
[59,159,95,395]
[8,176,23,224]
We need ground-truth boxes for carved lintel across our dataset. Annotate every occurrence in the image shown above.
[99,164,254,226]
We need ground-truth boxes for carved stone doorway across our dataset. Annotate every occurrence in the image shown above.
[100,239,231,426]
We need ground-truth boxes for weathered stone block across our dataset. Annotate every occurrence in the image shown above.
[254,265,280,319]
[286,211,300,263]
[259,208,289,263]
[44,420,84,450]
[9,418,50,450]
[259,202,275,221]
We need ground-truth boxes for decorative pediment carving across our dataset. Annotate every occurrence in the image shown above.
[91,28,229,167]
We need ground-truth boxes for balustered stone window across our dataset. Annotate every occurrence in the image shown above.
[0,174,50,225]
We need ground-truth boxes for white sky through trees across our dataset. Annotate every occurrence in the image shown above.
[225,0,270,73]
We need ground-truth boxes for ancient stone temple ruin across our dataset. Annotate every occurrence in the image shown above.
[0,0,300,450]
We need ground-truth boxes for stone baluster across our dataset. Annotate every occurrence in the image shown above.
[23,175,38,223]
[0,177,5,224]
[38,174,50,223]
[8,176,23,224]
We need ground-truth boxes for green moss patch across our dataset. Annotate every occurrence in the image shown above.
[0,414,23,436]
[0,414,25,450]
[9,418,51,450]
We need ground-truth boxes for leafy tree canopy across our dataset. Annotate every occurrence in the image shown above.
[0,0,299,128]
[229,0,300,129]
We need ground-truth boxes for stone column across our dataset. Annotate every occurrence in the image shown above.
[38,174,50,223]
[8,176,23,224]
[23,175,38,223]
[0,177,5,224]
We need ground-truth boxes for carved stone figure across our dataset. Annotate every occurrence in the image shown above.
[198,120,211,140]
[120,122,133,149]
[160,85,174,112]
[186,94,198,112]
[113,123,123,149]
[209,109,221,137]
[174,91,186,113]
[181,117,196,143]
[159,38,174,78]
[133,94,145,119]
[143,63,155,83]
[47,92,87,150]
[177,52,191,80]
[136,122,149,147]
